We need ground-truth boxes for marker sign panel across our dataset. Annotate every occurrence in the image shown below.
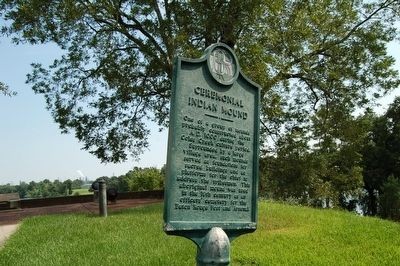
[164,43,260,232]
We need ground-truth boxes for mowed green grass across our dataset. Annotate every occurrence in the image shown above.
[72,188,93,195]
[1,201,399,265]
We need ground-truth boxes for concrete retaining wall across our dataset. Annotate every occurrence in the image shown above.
[18,190,164,209]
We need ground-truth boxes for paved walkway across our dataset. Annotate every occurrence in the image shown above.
[0,224,19,247]
[0,198,163,247]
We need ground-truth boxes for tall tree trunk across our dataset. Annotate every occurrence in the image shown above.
[366,188,378,216]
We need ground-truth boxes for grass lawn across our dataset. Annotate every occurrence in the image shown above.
[0,201,399,265]
[71,188,93,196]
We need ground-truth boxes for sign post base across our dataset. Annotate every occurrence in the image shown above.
[196,227,230,266]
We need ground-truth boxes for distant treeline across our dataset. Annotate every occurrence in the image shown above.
[0,179,83,199]
[260,99,400,222]
[97,166,165,193]
[0,166,165,199]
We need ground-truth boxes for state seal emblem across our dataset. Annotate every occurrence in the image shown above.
[206,43,239,86]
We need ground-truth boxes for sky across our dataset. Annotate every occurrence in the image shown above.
[0,35,399,185]
[0,37,168,184]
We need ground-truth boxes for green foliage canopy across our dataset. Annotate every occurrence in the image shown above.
[361,97,400,217]
[124,167,164,191]
[379,175,400,220]
[260,116,366,208]
[0,0,399,162]
[0,179,82,198]
[0,81,16,96]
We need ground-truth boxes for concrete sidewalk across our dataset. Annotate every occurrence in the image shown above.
[0,223,19,248]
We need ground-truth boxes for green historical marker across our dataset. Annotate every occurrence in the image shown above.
[164,43,260,265]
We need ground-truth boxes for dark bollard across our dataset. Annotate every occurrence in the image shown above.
[98,179,107,217]
[107,188,118,203]
[90,181,99,202]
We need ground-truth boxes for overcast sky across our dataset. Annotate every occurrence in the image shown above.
[0,36,399,185]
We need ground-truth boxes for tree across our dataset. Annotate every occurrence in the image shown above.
[64,179,73,195]
[261,129,314,203]
[16,181,28,198]
[261,108,375,209]
[361,116,390,215]
[125,167,163,191]
[362,97,400,216]
[307,108,372,208]
[0,183,17,194]
[0,81,16,96]
[379,175,400,221]
[71,178,83,189]
[96,175,129,192]
[1,0,399,162]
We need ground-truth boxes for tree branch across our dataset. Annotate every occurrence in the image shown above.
[118,9,167,60]
[269,0,397,88]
